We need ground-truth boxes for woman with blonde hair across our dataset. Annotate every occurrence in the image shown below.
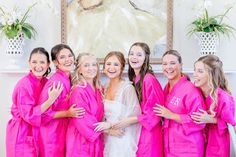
[66,53,104,157]
[191,54,236,157]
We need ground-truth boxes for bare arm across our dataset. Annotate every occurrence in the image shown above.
[103,128,124,137]
[112,116,139,129]
[53,104,85,119]
[153,104,181,123]
[191,109,217,124]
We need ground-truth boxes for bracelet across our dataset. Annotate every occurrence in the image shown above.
[109,122,113,129]
[108,129,111,135]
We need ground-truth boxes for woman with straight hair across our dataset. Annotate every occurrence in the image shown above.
[6,47,63,157]
[38,44,85,157]
[153,50,205,157]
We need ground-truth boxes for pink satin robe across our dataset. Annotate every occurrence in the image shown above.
[163,76,205,157]
[38,69,71,157]
[204,88,236,157]
[136,73,164,157]
[6,72,47,157]
[66,83,104,157]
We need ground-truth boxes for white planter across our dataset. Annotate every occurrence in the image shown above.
[6,32,25,56]
[195,32,219,56]
[5,32,25,69]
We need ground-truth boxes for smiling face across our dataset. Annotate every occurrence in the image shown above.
[162,54,182,81]
[104,55,123,79]
[79,56,98,82]
[128,45,145,73]
[193,61,209,89]
[29,53,50,79]
[54,48,75,73]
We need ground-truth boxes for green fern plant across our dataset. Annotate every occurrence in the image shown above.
[0,3,37,39]
[188,6,235,38]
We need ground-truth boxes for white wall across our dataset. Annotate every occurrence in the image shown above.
[173,0,236,99]
[0,0,61,156]
[0,0,236,156]
[0,0,61,69]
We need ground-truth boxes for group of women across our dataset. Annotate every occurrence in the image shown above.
[6,42,236,157]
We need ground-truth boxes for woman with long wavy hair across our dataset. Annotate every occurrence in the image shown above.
[66,53,104,157]
[127,42,164,157]
[191,55,236,157]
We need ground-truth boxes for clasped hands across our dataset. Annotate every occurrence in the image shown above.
[93,120,128,137]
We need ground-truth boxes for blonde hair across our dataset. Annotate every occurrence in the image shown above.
[195,55,231,115]
[71,53,101,90]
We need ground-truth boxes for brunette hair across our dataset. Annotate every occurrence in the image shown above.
[128,42,154,102]
[29,47,51,77]
[162,50,190,81]
[51,44,74,62]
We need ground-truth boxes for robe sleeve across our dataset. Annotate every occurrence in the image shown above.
[180,91,206,135]
[69,88,102,142]
[137,75,164,131]
[227,123,236,154]
[122,83,141,141]
[216,95,236,135]
[16,85,42,127]
[121,83,141,117]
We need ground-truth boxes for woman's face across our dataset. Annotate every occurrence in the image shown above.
[104,55,122,79]
[79,57,98,82]
[29,53,49,79]
[54,48,75,73]
[193,61,209,89]
[128,45,145,72]
[162,54,182,81]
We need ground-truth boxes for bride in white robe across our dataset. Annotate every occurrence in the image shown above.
[103,80,141,157]
[94,51,141,157]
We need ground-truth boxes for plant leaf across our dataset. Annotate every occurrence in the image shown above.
[20,2,37,24]
[22,23,37,39]
[5,28,19,38]
[22,26,32,39]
